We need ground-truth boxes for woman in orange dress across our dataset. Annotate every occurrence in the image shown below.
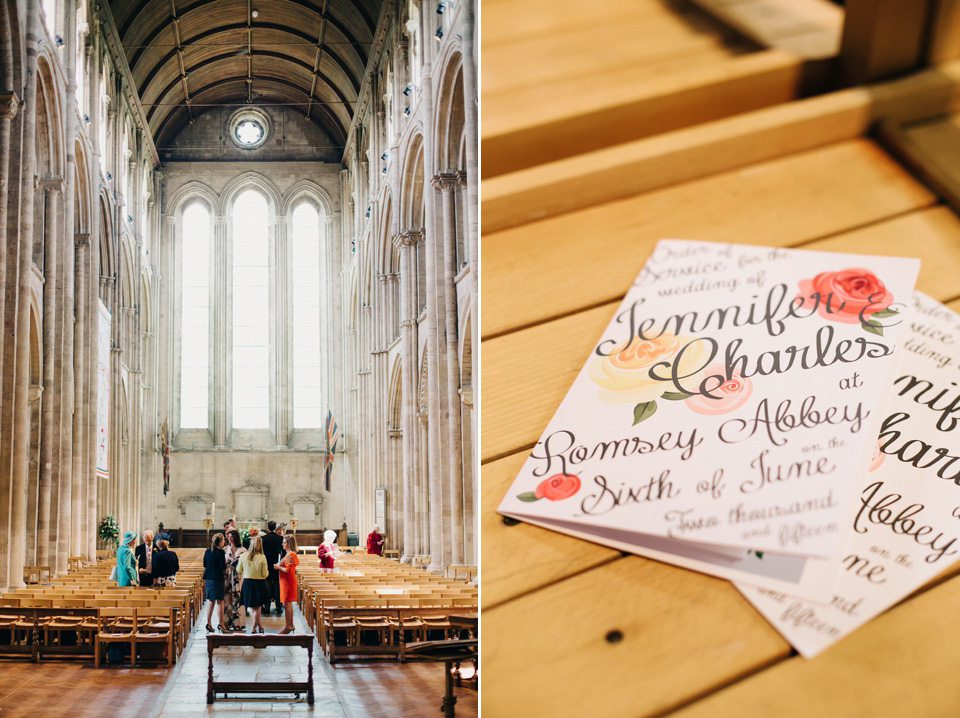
[275,533,300,634]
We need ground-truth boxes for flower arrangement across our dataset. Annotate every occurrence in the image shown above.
[98,515,120,549]
[238,526,251,543]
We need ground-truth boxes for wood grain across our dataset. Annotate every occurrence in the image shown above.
[482,556,791,718]
[482,139,936,339]
[671,573,960,716]
[483,63,960,233]
[483,51,801,178]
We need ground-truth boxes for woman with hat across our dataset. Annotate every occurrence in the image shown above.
[116,531,139,586]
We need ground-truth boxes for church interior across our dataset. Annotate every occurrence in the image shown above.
[0,0,477,714]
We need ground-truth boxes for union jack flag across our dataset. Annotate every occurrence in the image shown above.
[161,419,171,496]
[325,410,339,492]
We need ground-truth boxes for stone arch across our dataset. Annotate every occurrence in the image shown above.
[98,191,115,281]
[399,131,425,231]
[220,171,283,216]
[280,179,335,218]
[433,47,465,174]
[166,180,220,218]
[35,52,65,178]
[119,237,136,310]
[74,138,93,235]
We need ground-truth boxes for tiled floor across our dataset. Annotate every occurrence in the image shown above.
[0,607,478,718]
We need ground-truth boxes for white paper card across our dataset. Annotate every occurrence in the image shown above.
[499,240,920,566]
[737,291,960,657]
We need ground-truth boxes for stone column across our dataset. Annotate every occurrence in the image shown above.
[37,180,62,567]
[274,213,289,446]
[71,236,88,558]
[432,173,464,565]
[0,92,19,590]
[0,92,18,433]
[394,231,419,562]
[213,215,227,447]
[9,5,42,589]
[417,409,430,559]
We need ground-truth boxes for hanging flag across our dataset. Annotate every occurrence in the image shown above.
[325,410,339,492]
[161,419,171,496]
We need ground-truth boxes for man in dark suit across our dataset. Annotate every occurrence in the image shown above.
[135,530,157,587]
[261,521,284,614]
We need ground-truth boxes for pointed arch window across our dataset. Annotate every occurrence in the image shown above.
[180,203,210,428]
[292,202,323,428]
[232,190,270,428]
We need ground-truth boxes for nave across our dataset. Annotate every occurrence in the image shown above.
[0,551,477,717]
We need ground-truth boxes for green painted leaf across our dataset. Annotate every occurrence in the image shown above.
[862,320,884,337]
[661,391,692,401]
[633,401,658,425]
[516,491,539,502]
[870,308,899,318]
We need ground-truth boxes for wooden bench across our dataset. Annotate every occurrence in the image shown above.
[406,639,479,718]
[206,633,315,704]
[0,607,99,662]
[324,606,477,664]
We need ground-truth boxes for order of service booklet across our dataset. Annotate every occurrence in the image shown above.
[498,240,921,597]
[736,291,960,657]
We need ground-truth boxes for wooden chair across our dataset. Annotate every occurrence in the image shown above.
[23,565,52,584]
[67,556,85,572]
[135,608,175,667]
[94,607,136,668]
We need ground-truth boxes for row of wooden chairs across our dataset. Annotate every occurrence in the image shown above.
[295,555,477,662]
[0,549,206,666]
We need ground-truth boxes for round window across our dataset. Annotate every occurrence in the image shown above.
[228,108,271,149]
[235,120,264,145]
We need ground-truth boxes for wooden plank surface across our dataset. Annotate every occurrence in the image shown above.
[483,50,802,178]
[482,63,960,233]
[482,139,936,339]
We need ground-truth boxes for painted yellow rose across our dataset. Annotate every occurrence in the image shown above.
[589,333,709,405]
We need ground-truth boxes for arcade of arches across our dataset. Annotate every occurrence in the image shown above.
[0,0,477,592]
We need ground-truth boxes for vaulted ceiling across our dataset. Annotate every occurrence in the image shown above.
[109,0,382,152]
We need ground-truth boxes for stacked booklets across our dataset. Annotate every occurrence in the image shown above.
[498,239,959,656]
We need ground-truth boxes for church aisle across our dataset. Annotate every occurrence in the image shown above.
[151,606,477,718]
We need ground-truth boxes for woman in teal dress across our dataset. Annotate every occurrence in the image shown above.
[116,530,139,586]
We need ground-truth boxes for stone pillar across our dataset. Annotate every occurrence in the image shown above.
[0,92,18,434]
[37,181,62,567]
[0,92,19,590]
[417,409,430,559]
[274,213,289,446]
[213,215,227,447]
[71,236,88,558]
[432,173,464,565]
[9,5,42,589]
[394,231,420,562]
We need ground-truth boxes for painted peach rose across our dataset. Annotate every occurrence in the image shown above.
[868,441,885,473]
[796,268,894,325]
[517,473,581,502]
[589,334,709,405]
[684,364,753,415]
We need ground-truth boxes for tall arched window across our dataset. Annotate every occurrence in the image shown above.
[291,202,322,427]
[180,203,210,428]
[232,190,270,428]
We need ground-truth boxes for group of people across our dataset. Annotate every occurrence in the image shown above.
[115,520,387,637]
[115,529,180,588]
[203,519,301,635]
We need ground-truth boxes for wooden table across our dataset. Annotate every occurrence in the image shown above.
[206,633,314,704]
[406,639,478,718]
[482,3,960,712]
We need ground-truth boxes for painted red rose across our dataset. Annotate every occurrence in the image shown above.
[796,268,893,325]
[535,473,581,501]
